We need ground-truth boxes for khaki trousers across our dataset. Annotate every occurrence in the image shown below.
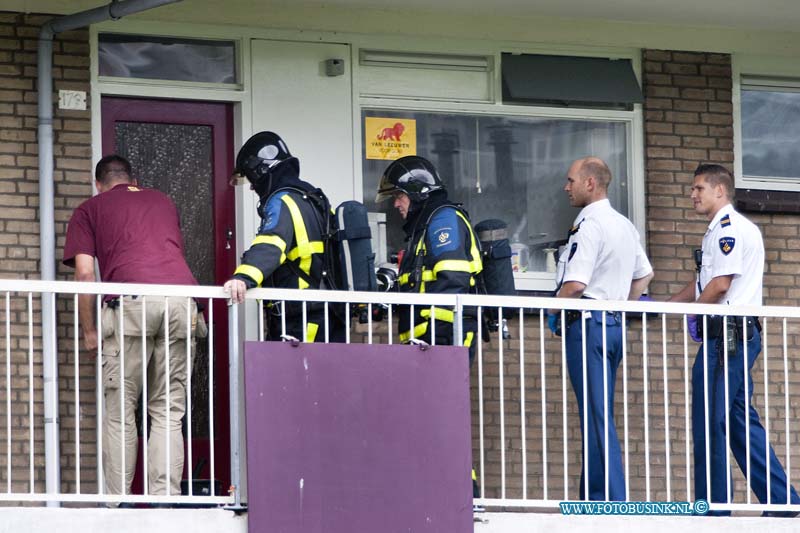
[101,296,197,496]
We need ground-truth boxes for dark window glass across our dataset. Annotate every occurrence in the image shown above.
[501,53,643,109]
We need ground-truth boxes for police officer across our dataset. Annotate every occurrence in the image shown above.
[376,155,482,362]
[669,163,800,516]
[549,157,653,501]
[224,131,345,342]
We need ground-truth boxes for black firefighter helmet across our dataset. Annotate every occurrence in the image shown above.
[375,155,445,204]
[232,131,299,198]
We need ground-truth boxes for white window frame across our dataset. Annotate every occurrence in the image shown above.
[734,55,800,192]
[356,46,645,292]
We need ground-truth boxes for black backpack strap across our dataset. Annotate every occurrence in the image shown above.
[284,259,321,289]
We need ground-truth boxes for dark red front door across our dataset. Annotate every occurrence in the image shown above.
[101,96,234,493]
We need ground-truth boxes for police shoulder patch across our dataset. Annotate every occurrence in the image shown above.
[568,242,578,261]
[259,193,287,232]
[719,236,735,255]
[428,208,460,255]
[431,226,456,254]
[720,214,731,227]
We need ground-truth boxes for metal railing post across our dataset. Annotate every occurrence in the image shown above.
[454,295,464,347]
[227,301,245,510]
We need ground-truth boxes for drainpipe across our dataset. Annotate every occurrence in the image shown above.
[38,0,182,504]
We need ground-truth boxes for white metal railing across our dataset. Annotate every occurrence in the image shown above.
[0,279,233,506]
[1,278,800,516]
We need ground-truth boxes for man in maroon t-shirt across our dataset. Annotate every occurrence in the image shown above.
[63,154,201,500]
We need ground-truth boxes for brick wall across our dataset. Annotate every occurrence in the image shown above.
[0,11,94,496]
[642,49,734,300]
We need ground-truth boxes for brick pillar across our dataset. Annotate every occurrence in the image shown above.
[0,11,93,495]
[642,50,733,299]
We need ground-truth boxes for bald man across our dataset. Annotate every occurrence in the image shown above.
[550,157,653,501]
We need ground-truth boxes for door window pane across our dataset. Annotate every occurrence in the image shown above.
[99,33,237,84]
[742,87,800,180]
[115,121,215,437]
[362,110,629,273]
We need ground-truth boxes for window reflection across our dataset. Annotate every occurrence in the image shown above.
[742,89,800,180]
[99,34,237,84]
[363,110,629,273]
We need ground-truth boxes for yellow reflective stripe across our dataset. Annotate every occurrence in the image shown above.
[464,331,474,347]
[415,234,426,254]
[280,194,310,247]
[286,241,324,261]
[472,468,477,481]
[433,259,474,275]
[418,258,478,284]
[279,193,324,289]
[399,321,428,343]
[252,234,287,251]
[454,210,483,274]
[233,264,264,287]
[397,272,425,290]
[251,235,287,264]
[420,307,455,323]
[280,195,314,281]
[306,322,319,343]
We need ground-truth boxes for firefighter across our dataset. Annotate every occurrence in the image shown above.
[224,131,345,342]
[377,155,484,504]
[376,155,482,362]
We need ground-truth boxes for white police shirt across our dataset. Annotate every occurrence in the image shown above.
[697,203,763,306]
[557,199,652,301]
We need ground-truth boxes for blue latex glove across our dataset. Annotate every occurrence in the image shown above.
[687,314,702,342]
[547,313,561,336]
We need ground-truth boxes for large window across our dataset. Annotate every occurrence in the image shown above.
[362,109,630,276]
[741,80,800,186]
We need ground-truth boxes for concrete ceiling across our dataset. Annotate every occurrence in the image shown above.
[8,0,800,33]
[304,0,800,32]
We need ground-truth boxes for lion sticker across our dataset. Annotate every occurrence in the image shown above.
[376,122,405,141]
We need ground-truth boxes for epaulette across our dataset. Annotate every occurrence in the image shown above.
[568,218,585,236]
[720,214,731,228]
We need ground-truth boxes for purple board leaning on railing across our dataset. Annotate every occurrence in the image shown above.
[244,340,473,533]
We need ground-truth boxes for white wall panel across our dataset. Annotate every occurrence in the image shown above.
[251,39,354,207]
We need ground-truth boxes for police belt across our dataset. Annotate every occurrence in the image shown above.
[704,315,761,339]
[564,310,622,326]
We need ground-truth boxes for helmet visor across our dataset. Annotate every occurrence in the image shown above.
[375,173,398,203]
